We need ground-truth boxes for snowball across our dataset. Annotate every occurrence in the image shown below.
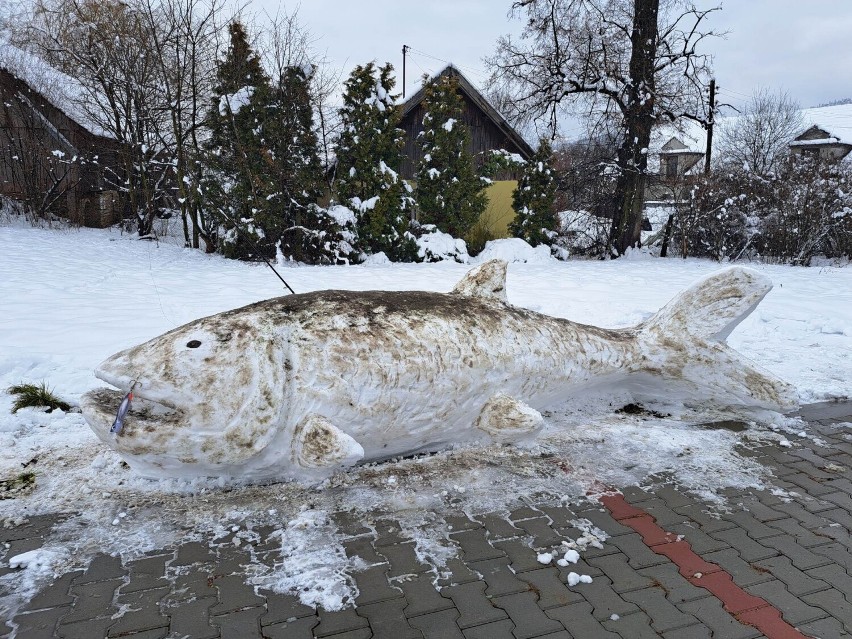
[537,552,553,564]
[567,572,593,586]
[562,549,580,564]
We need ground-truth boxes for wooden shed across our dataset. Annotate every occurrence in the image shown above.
[398,65,534,236]
[398,65,533,179]
[0,46,124,226]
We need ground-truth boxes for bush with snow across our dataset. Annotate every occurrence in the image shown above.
[414,224,470,263]
[474,238,553,264]
[674,156,852,264]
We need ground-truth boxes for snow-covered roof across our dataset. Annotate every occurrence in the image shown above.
[654,103,852,156]
[0,42,112,139]
[798,104,852,145]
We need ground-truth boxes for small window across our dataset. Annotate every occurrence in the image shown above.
[664,155,678,178]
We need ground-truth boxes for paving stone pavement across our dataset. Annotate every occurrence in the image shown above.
[3,402,852,639]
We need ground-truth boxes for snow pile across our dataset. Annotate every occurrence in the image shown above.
[474,238,553,264]
[415,226,469,263]
[2,546,72,617]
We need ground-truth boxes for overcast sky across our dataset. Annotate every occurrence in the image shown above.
[266,1,851,136]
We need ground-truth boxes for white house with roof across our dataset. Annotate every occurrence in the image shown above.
[644,103,852,209]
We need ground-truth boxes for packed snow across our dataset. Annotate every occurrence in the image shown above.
[219,86,254,116]
[0,218,850,617]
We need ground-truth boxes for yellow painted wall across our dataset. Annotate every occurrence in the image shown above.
[480,180,517,238]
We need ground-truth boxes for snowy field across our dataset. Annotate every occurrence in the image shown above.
[1,220,850,615]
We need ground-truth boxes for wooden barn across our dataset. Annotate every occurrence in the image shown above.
[0,45,123,226]
[398,65,534,236]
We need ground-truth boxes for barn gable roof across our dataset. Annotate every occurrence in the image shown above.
[399,65,534,159]
[0,42,113,140]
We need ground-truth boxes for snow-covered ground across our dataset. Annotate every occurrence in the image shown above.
[0,220,850,616]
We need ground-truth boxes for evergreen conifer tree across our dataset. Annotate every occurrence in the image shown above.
[267,65,351,264]
[510,138,557,247]
[334,62,417,261]
[203,23,346,263]
[415,72,486,239]
[203,21,275,259]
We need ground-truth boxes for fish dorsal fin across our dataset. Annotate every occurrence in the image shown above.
[451,260,508,302]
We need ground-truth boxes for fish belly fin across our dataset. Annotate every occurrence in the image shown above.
[636,266,798,413]
[452,260,508,302]
[476,393,543,443]
[292,415,365,471]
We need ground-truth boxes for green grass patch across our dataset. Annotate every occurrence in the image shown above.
[8,382,71,414]
[0,471,36,499]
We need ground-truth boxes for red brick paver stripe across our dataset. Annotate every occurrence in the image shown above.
[599,493,814,639]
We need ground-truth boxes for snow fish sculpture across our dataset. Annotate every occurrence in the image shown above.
[80,261,797,482]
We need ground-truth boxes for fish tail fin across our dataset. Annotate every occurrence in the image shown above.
[635,267,798,413]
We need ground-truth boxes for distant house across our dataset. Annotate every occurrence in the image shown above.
[644,128,707,211]
[657,137,705,179]
[789,125,852,162]
[644,104,852,212]
[398,65,534,237]
[0,44,123,226]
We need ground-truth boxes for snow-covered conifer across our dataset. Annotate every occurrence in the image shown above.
[415,73,486,239]
[333,63,417,262]
[203,21,275,260]
[509,138,557,247]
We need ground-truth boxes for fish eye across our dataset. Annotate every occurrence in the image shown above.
[186,340,202,348]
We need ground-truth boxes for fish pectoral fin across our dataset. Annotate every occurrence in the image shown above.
[475,393,543,443]
[451,260,509,302]
[293,415,365,470]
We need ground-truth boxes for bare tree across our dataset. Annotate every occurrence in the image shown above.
[716,89,803,176]
[26,0,173,237]
[139,0,226,251]
[488,0,718,256]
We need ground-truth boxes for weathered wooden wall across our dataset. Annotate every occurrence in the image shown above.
[0,67,123,226]
[399,93,526,180]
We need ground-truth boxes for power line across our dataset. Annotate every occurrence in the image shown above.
[406,47,490,81]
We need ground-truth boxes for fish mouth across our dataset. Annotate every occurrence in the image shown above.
[80,387,185,440]
[93,368,188,413]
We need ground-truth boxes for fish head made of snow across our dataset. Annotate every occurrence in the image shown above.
[80,304,288,477]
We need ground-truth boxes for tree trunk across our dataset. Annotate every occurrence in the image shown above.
[608,0,660,256]
[659,213,674,257]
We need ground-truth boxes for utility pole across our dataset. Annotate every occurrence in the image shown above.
[402,45,410,98]
[704,78,716,174]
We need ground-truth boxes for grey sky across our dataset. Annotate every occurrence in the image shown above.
[270,1,851,135]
